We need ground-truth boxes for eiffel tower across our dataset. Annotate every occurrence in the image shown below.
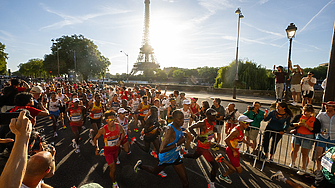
[131,0,160,75]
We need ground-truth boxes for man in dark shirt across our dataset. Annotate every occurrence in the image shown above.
[272,65,288,102]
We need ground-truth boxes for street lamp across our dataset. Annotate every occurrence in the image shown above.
[233,8,244,99]
[120,50,129,83]
[283,23,297,102]
[51,39,60,76]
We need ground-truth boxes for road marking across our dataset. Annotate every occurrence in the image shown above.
[80,163,99,186]
[56,149,74,170]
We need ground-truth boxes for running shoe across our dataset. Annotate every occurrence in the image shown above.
[54,132,58,137]
[89,129,94,139]
[270,171,286,182]
[219,175,232,184]
[297,171,305,175]
[208,182,215,188]
[99,149,105,156]
[75,145,80,153]
[72,139,76,148]
[158,171,167,178]
[130,137,136,145]
[127,151,131,155]
[90,139,95,146]
[211,144,220,151]
[140,135,144,140]
[116,158,120,165]
[134,160,142,173]
[62,125,67,129]
[215,154,224,163]
[113,182,119,188]
[134,128,139,132]
[150,151,158,158]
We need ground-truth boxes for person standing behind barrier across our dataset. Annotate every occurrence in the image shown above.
[290,104,321,175]
[290,63,304,105]
[315,101,335,171]
[244,101,265,155]
[262,102,292,160]
[272,65,288,102]
[224,103,239,135]
[301,71,316,106]
[211,98,225,148]
[200,100,210,121]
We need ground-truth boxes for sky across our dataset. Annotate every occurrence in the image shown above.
[0,0,335,75]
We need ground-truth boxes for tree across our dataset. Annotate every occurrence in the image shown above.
[303,66,328,80]
[155,69,167,81]
[18,58,46,78]
[198,66,219,84]
[43,34,111,81]
[0,42,8,75]
[173,69,186,82]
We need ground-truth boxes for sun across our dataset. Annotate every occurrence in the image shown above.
[149,14,188,68]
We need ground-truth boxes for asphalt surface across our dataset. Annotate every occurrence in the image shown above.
[2,90,316,188]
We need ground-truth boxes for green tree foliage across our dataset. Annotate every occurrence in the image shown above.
[303,66,328,80]
[198,66,219,83]
[18,58,46,78]
[0,42,8,74]
[155,69,167,81]
[43,34,111,81]
[173,69,185,82]
[215,59,275,90]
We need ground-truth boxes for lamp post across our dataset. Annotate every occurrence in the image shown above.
[283,23,297,102]
[233,8,244,99]
[51,39,60,77]
[120,50,129,83]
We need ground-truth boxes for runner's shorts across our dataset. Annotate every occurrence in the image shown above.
[90,117,102,124]
[49,110,60,117]
[104,147,119,165]
[226,147,241,168]
[196,147,214,162]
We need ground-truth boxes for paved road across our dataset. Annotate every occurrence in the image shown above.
[32,90,315,188]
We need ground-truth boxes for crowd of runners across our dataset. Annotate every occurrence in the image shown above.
[0,78,334,188]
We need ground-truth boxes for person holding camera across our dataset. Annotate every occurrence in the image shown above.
[243,101,265,154]
[224,103,240,135]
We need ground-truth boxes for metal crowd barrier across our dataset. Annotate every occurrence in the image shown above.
[253,130,335,175]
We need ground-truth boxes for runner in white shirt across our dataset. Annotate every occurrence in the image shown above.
[180,99,194,154]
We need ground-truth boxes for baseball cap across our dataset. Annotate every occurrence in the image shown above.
[183,99,190,105]
[169,98,176,102]
[31,86,43,94]
[190,97,197,101]
[118,108,126,114]
[238,115,254,123]
[323,101,335,106]
[73,98,80,103]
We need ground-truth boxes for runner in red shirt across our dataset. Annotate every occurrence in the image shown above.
[94,110,125,188]
[216,115,253,184]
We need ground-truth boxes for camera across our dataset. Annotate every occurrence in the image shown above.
[248,106,255,111]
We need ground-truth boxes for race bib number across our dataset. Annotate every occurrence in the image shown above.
[143,110,149,114]
[94,113,102,118]
[107,138,118,147]
[72,115,81,122]
[321,153,333,172]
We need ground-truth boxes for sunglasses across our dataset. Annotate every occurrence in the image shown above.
[242,121,250,124]
[107,118,115,122]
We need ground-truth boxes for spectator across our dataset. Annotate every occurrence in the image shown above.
[173,90,181,108]
[1,78,29,112]
[290,104,321,175]
[199,100,210,121]
[211,98,225,147]
[272,65,288,102]
[0,111,32,188]
[289,63,304,105]
[10,92,49,126]
[224,103,240,135]
[301,71,316,106]
[262,102,292,160]
[244,101,265,154]
[315,101,335,171]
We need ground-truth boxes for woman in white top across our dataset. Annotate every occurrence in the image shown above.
[49,92,62,137]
